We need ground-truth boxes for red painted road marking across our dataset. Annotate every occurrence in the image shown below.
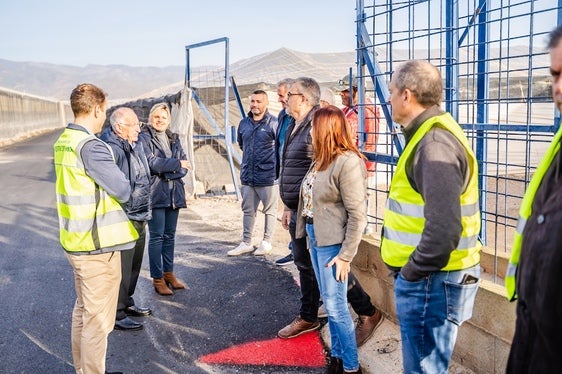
[199,332,326,367]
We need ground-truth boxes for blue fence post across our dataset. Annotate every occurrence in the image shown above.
[445,0,459,120]
[476,1,489,245]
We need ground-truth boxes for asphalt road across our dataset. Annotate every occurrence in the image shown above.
[0,129,326,374]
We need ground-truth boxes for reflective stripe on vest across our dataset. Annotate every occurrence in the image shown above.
[54,128,138,252]
[381,112,481,270]
[505,125,562,301]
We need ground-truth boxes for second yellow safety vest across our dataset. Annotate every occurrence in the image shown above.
[505,124,562,301]
[381,112,481,270]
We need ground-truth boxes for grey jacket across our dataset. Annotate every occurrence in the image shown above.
[295,151,367,262]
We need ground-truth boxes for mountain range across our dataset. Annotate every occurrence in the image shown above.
[0,45,548,102]
[0,48,356,101]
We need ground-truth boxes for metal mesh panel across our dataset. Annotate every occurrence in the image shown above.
[186,39,241,197]
[357,0,561,281]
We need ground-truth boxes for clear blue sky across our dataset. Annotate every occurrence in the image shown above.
[0,0,357,67]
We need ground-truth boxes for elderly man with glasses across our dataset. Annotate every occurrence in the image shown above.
[100,107,153,331]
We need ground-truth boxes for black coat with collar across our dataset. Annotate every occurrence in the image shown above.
[138,125,188,210]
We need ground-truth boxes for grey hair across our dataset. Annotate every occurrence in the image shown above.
[277,78,295,90]
[293,77,321,106]
[109,107,136,130]
[392,60,442,107]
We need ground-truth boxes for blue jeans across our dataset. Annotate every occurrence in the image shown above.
[148,207,180,279]
[394,265,480,374]
[306,224,359,372]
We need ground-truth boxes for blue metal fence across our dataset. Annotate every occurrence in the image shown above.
[355,0,561,281]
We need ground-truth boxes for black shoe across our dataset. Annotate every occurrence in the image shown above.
[326,356,343,374]
[275,253,294,266]
[114,316,143,331]
[105,371,123,374]
[125,305,152,317]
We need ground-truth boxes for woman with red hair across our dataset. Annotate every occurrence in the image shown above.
[296,105,367,374]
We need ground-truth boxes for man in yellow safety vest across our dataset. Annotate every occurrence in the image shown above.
[382,60,481,374]
[54,83,138,374]
[505,25,562,373]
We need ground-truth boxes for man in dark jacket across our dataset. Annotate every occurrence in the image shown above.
[228,90,278,256]
[100,107,153,331]
[277,77,321,338]
[277,78,383,346]
[506,25,562,373]
[274,78,296,266]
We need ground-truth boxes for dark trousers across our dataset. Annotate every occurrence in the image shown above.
[289,211,375,322]
[289,211,320,322]
[116,220,146,321]
[348,272,376,317]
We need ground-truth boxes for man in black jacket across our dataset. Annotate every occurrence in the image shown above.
[100,107,153,331]
[277,78,383,346]
[274,78,295,266]
[277,77,321,338]
[506,25,562,373]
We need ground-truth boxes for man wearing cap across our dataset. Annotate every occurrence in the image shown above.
[336,74,380,176]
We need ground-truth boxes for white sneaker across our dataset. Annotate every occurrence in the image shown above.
[227,242,254,256]
[253,240,272,256]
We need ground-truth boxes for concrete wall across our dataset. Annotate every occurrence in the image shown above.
[352,235,515,373]
[0,87,69,147]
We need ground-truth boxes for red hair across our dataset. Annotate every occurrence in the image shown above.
[312,105,364,171]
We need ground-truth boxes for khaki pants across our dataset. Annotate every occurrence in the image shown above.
[65,251,121,374]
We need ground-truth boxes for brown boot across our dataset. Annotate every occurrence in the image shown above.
[355,309,384,347]
[152,278,173,296]
[163,272,186,289]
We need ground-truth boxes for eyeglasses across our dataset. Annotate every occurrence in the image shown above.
[119,122,140,128]
[287,92,304,99]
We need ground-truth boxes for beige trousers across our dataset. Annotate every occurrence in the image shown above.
[65,251,121,374]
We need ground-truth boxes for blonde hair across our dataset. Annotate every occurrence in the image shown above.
[148,102,171,122]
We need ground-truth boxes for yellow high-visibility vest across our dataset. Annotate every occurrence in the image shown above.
[505,125,562,301]
[381,112,481,270]
[54,128,138,253]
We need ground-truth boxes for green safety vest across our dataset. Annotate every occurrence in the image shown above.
[54,128,138,253]
[505,125,562,301]
[381,112,481,270]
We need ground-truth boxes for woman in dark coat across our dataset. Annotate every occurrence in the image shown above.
[139,103,190,295]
